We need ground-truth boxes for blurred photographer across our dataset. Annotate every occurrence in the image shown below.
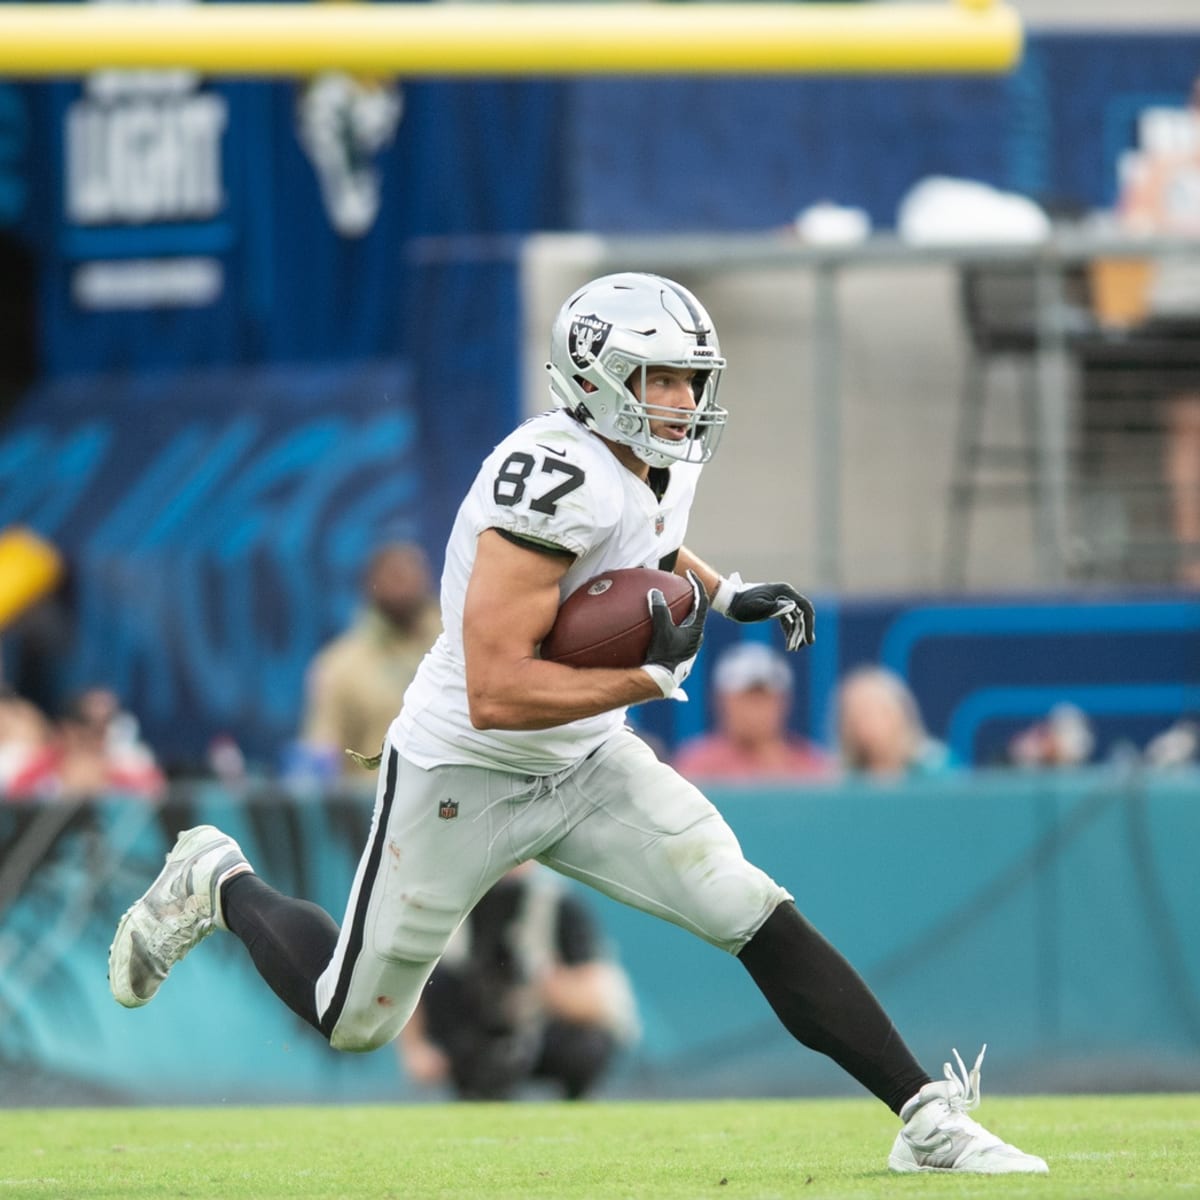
[399,864,637,1101]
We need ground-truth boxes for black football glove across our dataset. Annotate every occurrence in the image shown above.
[712,572,815,651]
[642,569,709,699]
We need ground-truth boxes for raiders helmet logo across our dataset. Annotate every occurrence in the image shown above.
[569,315,612,369]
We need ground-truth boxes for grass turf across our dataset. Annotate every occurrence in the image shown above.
[1,1095,1197,1200]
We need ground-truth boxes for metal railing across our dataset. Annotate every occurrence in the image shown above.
[573,228,1200,591]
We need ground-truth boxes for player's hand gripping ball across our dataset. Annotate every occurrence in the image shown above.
[540,568,695,670]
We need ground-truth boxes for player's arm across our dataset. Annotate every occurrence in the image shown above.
[675,544,816,651]
[673,547,722,598]
[463,529,665,731]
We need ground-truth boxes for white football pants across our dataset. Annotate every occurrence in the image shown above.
[314,727,791,1052]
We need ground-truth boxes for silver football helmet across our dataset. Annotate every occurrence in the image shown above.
[545,273,728,469]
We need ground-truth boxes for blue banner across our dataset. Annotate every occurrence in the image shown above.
[11,67,564,376]
[0,360,421,768]
[566,33,1200,233]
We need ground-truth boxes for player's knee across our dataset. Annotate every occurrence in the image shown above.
[329,1023,395,1054]
[687,858,790,951]
[324,955,433,1052]
[329,993,420,1053]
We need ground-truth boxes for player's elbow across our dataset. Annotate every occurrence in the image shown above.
[466,683,509,730]
[469,688,538,731]
[468,696,500,730]
[465,655,527,729]
[465,650,553,730]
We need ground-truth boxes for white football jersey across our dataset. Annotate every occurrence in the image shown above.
[392,409,702,773]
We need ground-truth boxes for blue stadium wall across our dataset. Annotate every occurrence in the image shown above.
[2,31,1200,767]
[2,776,1197,1105]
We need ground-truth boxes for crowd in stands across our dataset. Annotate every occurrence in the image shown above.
[0,684,165,800]
[1,643,1196,800]
[1,654,1195,800]
[1,538,1197,801]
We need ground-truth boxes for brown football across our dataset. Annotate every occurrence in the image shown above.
[540,567,695,670]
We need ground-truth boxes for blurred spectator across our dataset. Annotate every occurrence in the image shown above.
[1143,718,1199,770]
[1112,76,1200,585]
[0,688,52,796]
[297,541,440,780]
[398,863,638,1102]
[206,733,250,787]
[1007,702,1095,770]
[835,666,956,780]
[673,642,832,782]
[0,526,71,717]
[1165,391,1200,587]
[6,686,166,800]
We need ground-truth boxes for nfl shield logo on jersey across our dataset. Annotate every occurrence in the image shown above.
[654,514,665,536]
[438,798,459,820]
[568,315,612,369]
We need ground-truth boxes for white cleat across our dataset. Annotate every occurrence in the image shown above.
[888,1046,1049,1175]
[108,825,253,1009]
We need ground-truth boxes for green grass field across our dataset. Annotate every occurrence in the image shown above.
[2,1095,1197,1200]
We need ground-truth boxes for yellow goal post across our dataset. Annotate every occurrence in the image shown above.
[0,1,1022,78]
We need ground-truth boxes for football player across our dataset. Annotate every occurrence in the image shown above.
[109,273,1046,1175]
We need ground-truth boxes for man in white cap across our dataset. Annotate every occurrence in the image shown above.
[675,642,832,782]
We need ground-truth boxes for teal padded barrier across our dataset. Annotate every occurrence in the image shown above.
[1,769,1197,1104]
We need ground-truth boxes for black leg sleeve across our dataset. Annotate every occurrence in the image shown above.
[221,872,340,1036]
[738,901,931,1114]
